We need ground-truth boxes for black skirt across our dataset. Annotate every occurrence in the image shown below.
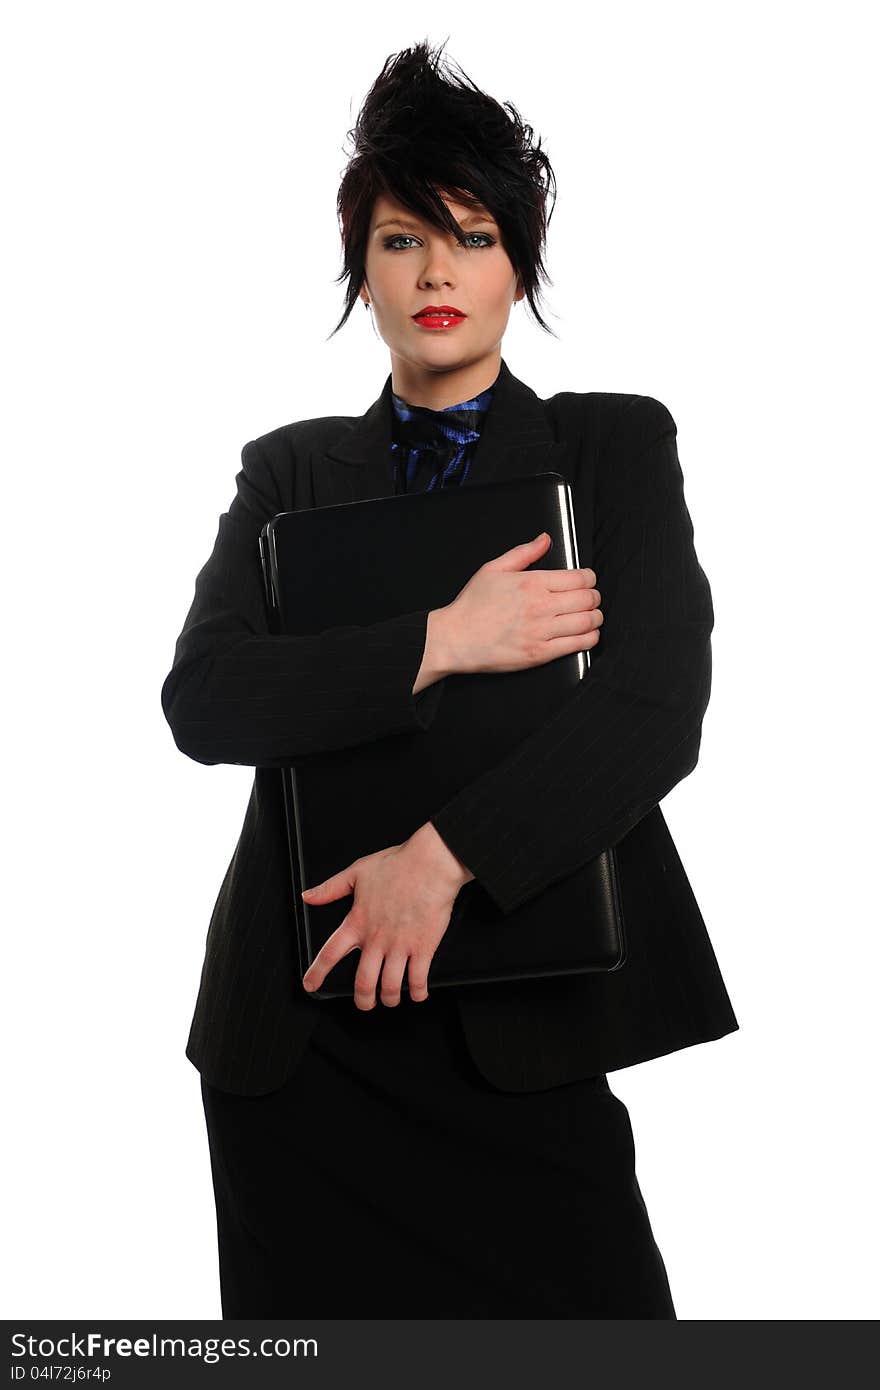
[200,987,676,1319]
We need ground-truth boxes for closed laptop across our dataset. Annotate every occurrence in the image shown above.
[259,471,626,999]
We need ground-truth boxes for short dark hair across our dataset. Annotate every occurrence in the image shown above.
[327,37,558,340]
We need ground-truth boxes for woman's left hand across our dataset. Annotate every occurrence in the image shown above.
[300,822,473,1009]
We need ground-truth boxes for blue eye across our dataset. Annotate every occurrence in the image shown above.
[383,232,496,251]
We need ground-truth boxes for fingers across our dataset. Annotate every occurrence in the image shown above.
[301,860,359,993]
[538,576,603,645]
[377,951,409,1009]
[353,945,387,1010]
[546,586,601,615]
[545,607,604,639]
[361,953,431,1009]
[301,847,442,1007]
[407,956,431,1004]
[301,862,357,906]
[543,566,597,590]
[354,951,429,1010]
[306,939,434,1010]
[488,532,552,571]
[302,917,359,993]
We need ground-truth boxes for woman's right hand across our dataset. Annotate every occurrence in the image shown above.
[433,532,603,676]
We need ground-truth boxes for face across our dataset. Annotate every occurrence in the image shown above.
[359,188,525,407]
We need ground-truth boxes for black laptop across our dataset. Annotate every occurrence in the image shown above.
[259,472,625,999]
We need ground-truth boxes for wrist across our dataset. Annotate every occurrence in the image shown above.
[425,606,456,680]
[408,820,475,889]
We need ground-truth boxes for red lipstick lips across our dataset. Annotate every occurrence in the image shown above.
[412,305,467,330]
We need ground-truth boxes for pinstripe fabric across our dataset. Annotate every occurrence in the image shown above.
[161,358,738,1096]
[429,413,713,913]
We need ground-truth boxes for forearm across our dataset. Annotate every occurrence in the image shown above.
[424,401,714,916]
[412,607,456,695]
[162,439,456,766]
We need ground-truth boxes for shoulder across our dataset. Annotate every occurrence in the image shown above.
[546,389,683,506]
[544,387,677,452]
[248,413,352,465]
[234,413,355,506]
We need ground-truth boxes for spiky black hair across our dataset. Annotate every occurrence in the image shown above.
[328,37,558,339]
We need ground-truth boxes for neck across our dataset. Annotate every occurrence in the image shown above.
[390,350,501,410]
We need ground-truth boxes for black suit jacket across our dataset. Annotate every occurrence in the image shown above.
[161,357,738,1096]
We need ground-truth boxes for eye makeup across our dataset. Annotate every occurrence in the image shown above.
[383,232,497,250]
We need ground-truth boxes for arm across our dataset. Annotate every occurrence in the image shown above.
[408,819,476,887]
[160,436,448,767]
[427,396,714,914]
[412,609,453,695]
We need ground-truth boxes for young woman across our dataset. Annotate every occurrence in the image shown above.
[161,39,738,1319]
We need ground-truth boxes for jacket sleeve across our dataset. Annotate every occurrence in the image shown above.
[429,396,714,914]
[160,436,446,767]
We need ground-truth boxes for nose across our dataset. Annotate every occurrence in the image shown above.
[418,252,457,291]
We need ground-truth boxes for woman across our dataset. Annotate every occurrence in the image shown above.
[161,39,738,1318]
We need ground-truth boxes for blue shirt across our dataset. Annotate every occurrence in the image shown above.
[390,382,495,493]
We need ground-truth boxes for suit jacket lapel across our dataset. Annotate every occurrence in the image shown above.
[310,356,576,510]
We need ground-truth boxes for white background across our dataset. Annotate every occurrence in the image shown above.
[3,0,877,1320]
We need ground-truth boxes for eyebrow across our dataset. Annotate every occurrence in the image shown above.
[374,213,497,233]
